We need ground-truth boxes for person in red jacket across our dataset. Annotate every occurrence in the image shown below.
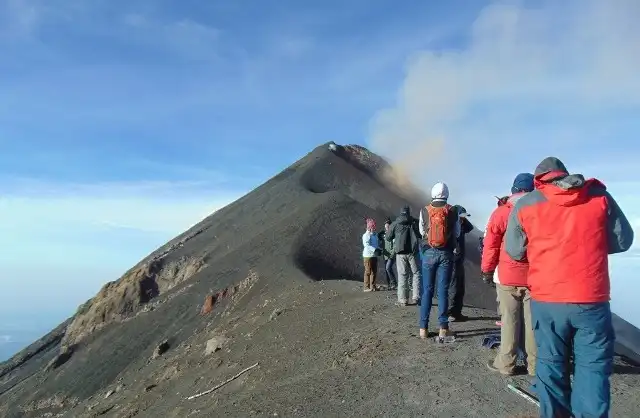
[481,173,536,376]
[505,157,634,418]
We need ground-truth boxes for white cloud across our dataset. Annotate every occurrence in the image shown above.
[0,179,243,315]
[0,178,241,234]
[368,0,640,198]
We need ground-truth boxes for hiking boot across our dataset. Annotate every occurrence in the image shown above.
[486,359,514,376]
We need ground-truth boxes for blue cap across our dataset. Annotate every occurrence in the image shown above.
[511,173,534,194]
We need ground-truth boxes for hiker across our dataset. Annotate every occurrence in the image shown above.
[481,173,536,377]
[386,206,421,305]
[448,205,474,322]
[377,218,397,290]
[484,196,511,327]
[505,157,634,418]
[418,182,458,341]
[362,218,380,292]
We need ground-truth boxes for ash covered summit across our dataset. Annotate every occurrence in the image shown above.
[1,143,639,418]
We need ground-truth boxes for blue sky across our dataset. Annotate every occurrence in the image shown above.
[1,0,639,360]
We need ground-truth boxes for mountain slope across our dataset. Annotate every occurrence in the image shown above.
[1,142,639,418]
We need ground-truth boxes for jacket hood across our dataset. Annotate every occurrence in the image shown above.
[505,191,527,208]
[397,213,412,225]
[536,174,605,207]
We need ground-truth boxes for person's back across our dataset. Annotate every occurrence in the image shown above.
[392,212,419,255]
[505,157,634,418]
[447,205,474,321]
[418,182,459,341]
[506,159,633,303]
[387,207,421,305]
[482,173,536,377]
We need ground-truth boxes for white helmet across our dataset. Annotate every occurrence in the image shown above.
[431,182,449,200]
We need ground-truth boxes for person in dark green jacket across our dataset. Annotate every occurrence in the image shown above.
[378,218,398,290]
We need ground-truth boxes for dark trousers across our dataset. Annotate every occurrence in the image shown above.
[419,248,453,330]
[531,300,614,418]
[448,259,465,317]
[384,258,397,287]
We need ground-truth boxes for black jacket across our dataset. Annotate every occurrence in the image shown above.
[387,213,421,255]
[456,217,474,261]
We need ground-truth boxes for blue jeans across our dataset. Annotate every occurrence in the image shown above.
[419,248,453,330]
[384,258,397,287]
[531,300,614,418]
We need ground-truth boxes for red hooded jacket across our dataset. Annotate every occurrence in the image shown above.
[481,192,529,287]
[505,167,634,303]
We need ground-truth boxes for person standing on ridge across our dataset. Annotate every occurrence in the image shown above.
[481,173,536,377]
[386,206,421,305]
[505,158,634,418]
[362,218,379,292]
[378,218,397,291]
[418,182,458,341]
[448,205,474,322]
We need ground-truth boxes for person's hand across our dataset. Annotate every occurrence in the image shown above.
[481,271,494,284]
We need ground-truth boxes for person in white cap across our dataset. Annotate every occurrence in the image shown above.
[418,182,458,342]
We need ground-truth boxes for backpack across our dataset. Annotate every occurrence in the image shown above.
[425,204,451,248]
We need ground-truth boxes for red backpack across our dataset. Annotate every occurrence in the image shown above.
[425,204,451,248]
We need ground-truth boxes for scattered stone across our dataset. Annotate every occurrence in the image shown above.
[269,308,285,321]
[153,340,170,359]
[205,336,230,355]
[201,295,214,315]
[144,384,157,392]
[104,390,115,399]
[45,345,74,372]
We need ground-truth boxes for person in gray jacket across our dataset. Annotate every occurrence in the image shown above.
[386,206,421,306]
[378,218,398,290]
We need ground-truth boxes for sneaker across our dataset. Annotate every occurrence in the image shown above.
[419,328,427,339]
[363,288,372,292]
[439,328,453,338]
[395,300,408,307]
[410,298,419,306]
[448,315,469,322]
[435,328,456,343]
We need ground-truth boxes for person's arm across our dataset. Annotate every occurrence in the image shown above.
[386,223,396,241]
[419,208,426,236]
[505,205,528,262]
[481,209,504,273]
[605,191,635,254]
[462,217,474,234]
[412,218,422,239]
